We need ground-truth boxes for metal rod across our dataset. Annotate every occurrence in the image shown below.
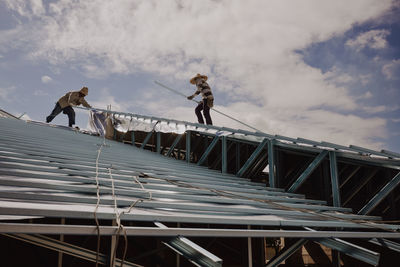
[2,223,400,238]
[154,81,263,133]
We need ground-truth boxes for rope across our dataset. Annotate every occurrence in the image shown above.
[107,168,153,267]
[154,81,263,133]
[93,142,105,267]
[108,166,122,267]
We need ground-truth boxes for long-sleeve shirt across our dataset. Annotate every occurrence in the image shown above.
[193,80,213,100]
[58,91,91,109]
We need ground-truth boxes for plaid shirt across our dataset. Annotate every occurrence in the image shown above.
[194,80,213,100]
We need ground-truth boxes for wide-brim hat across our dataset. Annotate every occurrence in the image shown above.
[190,73,208,84]
[80,87,88,96]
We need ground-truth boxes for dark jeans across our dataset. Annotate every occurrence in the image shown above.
[195,99,213,125]
[46,102,75,127]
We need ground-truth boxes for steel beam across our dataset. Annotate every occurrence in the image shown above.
[266,239,308,267]
[287,150,328,192]
[329,151,341,207]
[166,134,183,157]
[140,131,153,149]
[3,223,400,238]
[304,227,380,266]
[315,238,379,266]
[236,142,241,173]
[358,172,400,215]
[186,131,191,163]
[381,149,400,159]
[197,136,220,166]
[155,222,222,267]
[343,169,378,207]
[340,165,361,189]
[131,131,135,146]
[3,233,140,267]
[156,132,161,154]
[236,139,269,177]
[222,136,227,173]
[369,238,400,253]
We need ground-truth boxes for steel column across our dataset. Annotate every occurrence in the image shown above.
[131,131,135,146]
[156,132,161,154]
[248,227,253,267]
[222,136,227,173]
[186,131,191,163]
[358,172,400,215]
[268,139,276,188]
[58,218,65,267]
[287,150,328,192]
[3,233,140,267]
[329,151,341,207]
[236,143,241,173]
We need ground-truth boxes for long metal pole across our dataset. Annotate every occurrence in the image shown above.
[154,81,263,133]
[248,225,253,267]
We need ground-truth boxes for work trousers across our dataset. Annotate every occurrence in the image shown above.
[195,98,213,125]
[46,102,76,127]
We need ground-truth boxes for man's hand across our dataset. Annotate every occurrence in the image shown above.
[207,99,214,108]
[187,95,194,100]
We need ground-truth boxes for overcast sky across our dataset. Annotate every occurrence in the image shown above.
[0,0,399,152]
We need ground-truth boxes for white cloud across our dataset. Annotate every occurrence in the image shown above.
[89,87,134,112]
[33,89,49,96]
[346,29,390,50]
[1,0,395,149]
[382,59,400,80]
[0,86,16,101]
[41,75,52,83]
[362,105,387,114]
[4,0,45,17]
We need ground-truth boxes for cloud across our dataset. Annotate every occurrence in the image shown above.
[41,75,52,83]
[33,89,49,96]
[1,0,395,149]
[345,29,390,50]
[3,0,45,17]
[0,86,16,101]
[382,59,400,80]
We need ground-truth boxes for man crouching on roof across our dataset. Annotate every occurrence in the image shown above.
[46,87,92,128]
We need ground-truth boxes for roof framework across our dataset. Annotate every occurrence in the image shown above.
[1,113,400,266]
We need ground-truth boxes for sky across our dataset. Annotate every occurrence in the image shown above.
[0,0,399,153]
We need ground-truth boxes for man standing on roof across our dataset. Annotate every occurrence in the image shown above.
[187,73,214,125]
[46,87,92,127]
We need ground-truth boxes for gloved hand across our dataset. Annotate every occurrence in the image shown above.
[207,99,214,108]
[187,95,194,100]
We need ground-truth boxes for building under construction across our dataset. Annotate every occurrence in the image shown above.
[1,107,400,267]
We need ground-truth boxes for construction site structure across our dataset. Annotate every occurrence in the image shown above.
[0,107,400,267]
